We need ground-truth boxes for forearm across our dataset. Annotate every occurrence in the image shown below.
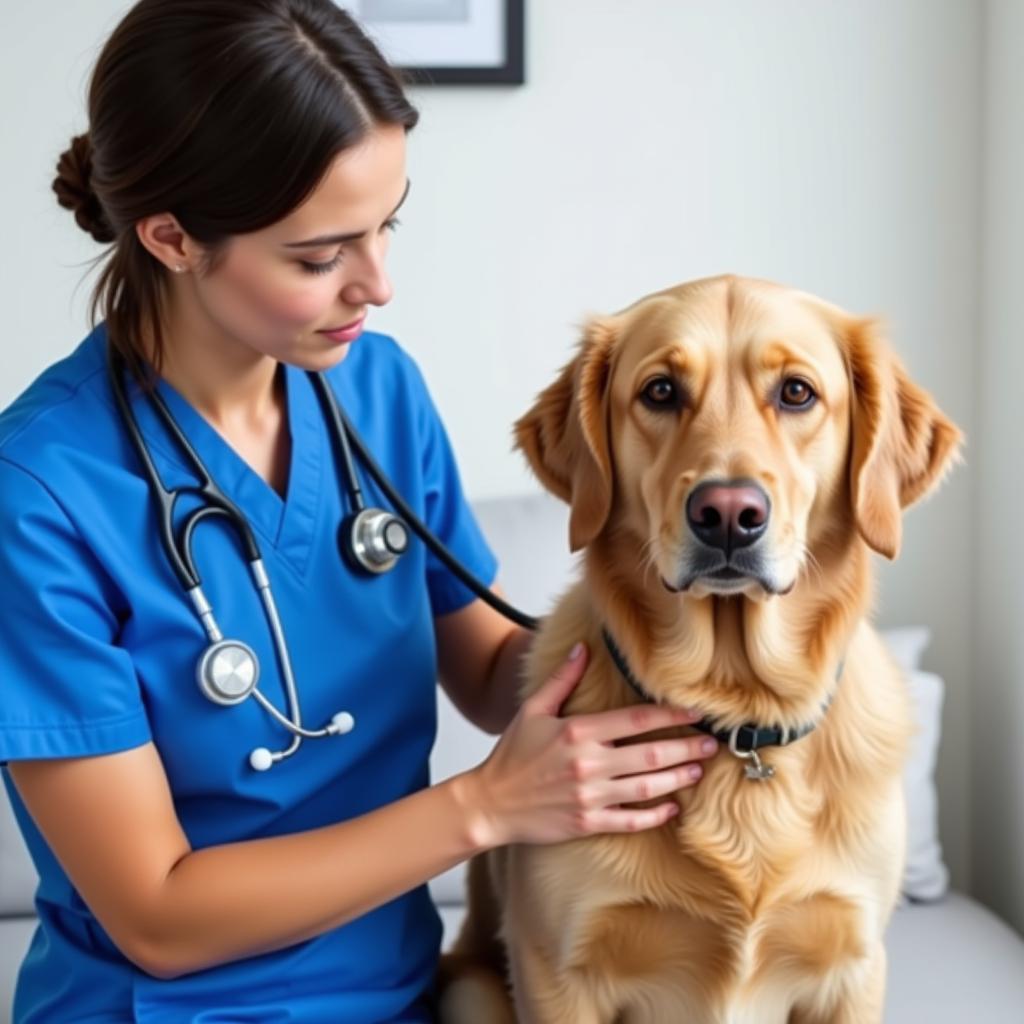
[139,771,490,979]
[474,625,534,734]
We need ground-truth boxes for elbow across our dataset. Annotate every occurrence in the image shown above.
[134,958,183,982]
[122,935,188,981]
[117,920,198,981]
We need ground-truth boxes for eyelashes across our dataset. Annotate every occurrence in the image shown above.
[299,217,401,275]
[301,252,345,276]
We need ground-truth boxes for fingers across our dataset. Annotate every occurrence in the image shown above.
[574,801,682,835]
[505,641,723,843]
[600,761,707,807]
[523,642,589,717]
[605,735,719,779]
[562,702,703,745]
[572,755,707,819]
[564,736,718,837]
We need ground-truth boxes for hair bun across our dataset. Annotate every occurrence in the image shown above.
[53,133,116,244]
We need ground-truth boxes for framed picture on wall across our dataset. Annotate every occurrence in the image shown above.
[345,0,525,85]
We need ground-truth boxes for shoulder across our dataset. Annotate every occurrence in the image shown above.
[0,324,114,488]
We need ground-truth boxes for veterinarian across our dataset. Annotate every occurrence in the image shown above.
[0,1,719,1020]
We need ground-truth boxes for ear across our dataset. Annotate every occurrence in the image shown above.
[514,317,617,552]
[844,318,963,559]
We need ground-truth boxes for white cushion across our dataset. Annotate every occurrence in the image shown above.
[883,890,1024,1014]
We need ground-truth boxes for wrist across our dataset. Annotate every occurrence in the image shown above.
[446,768,506,853]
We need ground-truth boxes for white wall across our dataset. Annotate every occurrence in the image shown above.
[974,0,1024,935]
[0,2,985,896]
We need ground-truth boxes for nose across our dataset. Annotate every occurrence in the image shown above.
[686,480,770,554]
[341,249,393,308]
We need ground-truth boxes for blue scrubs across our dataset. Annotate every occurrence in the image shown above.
[0,324,497,1023]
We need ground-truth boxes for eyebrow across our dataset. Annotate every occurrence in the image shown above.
[761,339,820,373]
[283,179,411,249]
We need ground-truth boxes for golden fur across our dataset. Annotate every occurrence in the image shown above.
[437,275,962,1023]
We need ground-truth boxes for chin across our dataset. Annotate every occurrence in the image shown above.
[668,567,797,600]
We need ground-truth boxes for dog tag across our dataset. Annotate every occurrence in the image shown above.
[743,753,776,782]
[727,729,776,781]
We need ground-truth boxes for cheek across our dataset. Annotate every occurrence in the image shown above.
[213,258,335,327]
[263,283,335,325]
[802,413,850,501]
[623,423,689,538]
[782,422,846,538]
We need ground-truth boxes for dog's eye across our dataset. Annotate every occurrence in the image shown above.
[779,377,817,410]
[640,376,681,411]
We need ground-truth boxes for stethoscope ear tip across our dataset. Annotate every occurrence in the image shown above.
[330,711,355,735]
[249,747,275,772]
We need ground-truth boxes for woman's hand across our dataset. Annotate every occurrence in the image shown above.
[464,642,718,848]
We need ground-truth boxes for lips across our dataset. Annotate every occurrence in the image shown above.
[320,315,365,333]
[664,566,792,597]
[317,315,366,344]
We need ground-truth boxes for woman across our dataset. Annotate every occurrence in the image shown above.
[0,1,716,1019]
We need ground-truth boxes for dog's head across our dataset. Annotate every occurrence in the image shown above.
[515,275,962,600]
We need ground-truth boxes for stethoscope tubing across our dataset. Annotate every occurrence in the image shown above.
[106,343,540,769]
[317,382,541,631]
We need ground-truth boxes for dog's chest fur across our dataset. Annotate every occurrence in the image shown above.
[502,743,906,1017]
[504,603,910,1015]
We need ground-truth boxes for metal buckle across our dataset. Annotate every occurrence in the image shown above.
[728,726,776,781]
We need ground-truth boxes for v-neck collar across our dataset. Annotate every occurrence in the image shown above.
[129,362,325,579]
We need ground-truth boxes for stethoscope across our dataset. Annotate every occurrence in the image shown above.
[107,345,537,771]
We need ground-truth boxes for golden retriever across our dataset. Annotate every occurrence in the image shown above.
[437,274,962,1023]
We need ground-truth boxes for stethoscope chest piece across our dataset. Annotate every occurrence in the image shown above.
[343,507,409,574]
[198,639,260,705]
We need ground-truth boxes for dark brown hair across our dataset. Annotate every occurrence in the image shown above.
[52,0,418,380]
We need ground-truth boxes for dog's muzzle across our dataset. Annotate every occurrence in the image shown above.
[665,478,786,594]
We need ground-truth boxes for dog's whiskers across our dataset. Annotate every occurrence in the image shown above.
[639,535,662,590]
[799,545,825,587]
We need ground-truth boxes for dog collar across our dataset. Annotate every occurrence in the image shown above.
[601,627,844,781]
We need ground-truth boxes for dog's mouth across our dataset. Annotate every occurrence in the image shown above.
[664,559,793,597]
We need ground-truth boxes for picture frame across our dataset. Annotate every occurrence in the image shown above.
[346,0,525,85]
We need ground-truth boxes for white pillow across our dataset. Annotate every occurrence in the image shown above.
[878,627,950,901]
[880,626,932,675]
[897,668,951,902]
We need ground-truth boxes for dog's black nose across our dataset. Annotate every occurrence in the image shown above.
[686,480,770,553]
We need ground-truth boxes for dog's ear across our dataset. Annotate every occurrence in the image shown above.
[514,317,616,552]
[844,318,963,560]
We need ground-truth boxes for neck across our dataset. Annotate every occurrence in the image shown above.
[586,514,871,730]
[150,292,281,430]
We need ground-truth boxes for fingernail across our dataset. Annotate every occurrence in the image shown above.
[689,764,703,780]
[701,739,719,755]
[569,642,585,661]
[678,707,702,720]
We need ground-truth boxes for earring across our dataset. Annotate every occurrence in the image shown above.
[174,264,186,274]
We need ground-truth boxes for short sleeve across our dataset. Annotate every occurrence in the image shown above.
[0,458,152,764]
[406,366,499,616]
